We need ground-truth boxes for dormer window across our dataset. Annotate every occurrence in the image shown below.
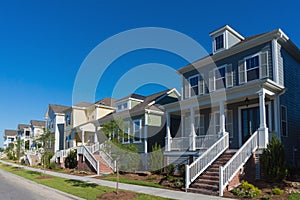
[116,101,129,112]
[215,34,224,51]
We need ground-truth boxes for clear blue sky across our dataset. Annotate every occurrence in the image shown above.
[1,0,300,147]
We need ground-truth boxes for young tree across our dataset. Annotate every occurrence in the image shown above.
[15,137,24,161]
[37,128,55,172]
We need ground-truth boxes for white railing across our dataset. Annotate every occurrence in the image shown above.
[170,135,219,151]
[170,137,190,151]
[185,132,229,191]
[79,145,100,175]
[219,131,258,196]
[99,150,116,171]
[27,154,33,166]
[91,142,100,153]
[195,134,219,149]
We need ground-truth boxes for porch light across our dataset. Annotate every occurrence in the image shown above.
[245,98,250,107]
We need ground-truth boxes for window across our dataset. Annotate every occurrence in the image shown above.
[209,110,233,135]
[195,114,205,136]
[66,113,71,126]
[189,75,199,96]
[215,67,226,90]
[210,64,233,91]
[133,119,142,142]
[238,52,269,84]
[122,121,130,144]
[281,106,288,137]
[117,102,129,112]
[246,55,259,81]
[215,34,224,51]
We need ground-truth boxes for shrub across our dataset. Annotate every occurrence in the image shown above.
[21,158,26,165]
[149,143,163,174]
[49,161,57,170]
[262,196,271,200]
[232,181,261,198]
[42,151,55,169]
[166,164,175,176]
[65,150,78,169]
[271,187,284,195]
[260,135,287,182]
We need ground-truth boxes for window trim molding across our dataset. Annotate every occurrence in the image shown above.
[213,32,226,53]
[133,119,142,143]
[188,74,200,97]
[122,121,131,144]
[214,64,227,90]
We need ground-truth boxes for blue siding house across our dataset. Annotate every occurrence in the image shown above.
[163,25,300,195]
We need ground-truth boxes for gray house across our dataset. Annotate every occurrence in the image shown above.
[163,25,300,195]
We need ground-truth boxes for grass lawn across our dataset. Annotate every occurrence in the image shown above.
[287,192,300,200]
[102,176,162,188]
[0,163,171,200]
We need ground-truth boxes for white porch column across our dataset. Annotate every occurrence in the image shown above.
[189,107,196,151]
[258,89,269,149]
[165,111,171,151]
[219,101,226,135]
[94,126,98,143]
[81,130,85,146]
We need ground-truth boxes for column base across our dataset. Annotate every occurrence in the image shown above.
[257,127,269,149]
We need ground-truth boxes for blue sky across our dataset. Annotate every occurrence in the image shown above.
[1,0,300,147]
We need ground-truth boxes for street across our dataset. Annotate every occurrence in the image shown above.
[0,168,79,200]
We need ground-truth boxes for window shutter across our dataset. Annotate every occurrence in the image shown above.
[260,51,269,79]
[226,64,233,87]
[238,60,246,84]
[209,70,215,92]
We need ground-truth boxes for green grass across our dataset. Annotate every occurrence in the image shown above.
[0,163,170,200]
[103,176,162,188]
[287,193,300,200]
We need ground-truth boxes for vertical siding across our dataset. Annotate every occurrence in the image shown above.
[280,47,300,166]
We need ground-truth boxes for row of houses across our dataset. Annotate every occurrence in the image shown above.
[3,25,300,196]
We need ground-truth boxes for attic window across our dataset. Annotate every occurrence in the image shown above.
[215,34,224,51]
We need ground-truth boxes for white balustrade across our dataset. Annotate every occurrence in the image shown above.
[219,131,258,196]
[185,132,229,191]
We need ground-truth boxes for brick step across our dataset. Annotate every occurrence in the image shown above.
[204,171,219,176]
[196,179,219,185]
[187,187,218,196]
[200,174,219,181]
[190,183,218,191]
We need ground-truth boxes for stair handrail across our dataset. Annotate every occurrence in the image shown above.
[81,145,100,175]
[27,154,33,166]
[185,132,229,191]
[219,131,258,196]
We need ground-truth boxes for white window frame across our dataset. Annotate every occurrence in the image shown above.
[281,105,288,137]
[239,51,269,84]
[195,114,205,136]
[133,119,142,143]
[188,74,199,97]
[116,101,129,112]
[214,65,226,90]
[122,121,131,144]
[214,32,226,53]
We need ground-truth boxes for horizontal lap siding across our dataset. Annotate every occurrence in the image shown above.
[280,48,300,166]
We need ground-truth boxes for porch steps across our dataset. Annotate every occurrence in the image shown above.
[188,151,234,195]
[93,153,114,174]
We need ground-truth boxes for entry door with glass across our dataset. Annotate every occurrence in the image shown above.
[241,107,260,144]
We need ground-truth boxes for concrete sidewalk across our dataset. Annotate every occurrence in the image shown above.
[0,160,232,200]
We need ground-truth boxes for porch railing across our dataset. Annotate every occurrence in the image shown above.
[185,132,229,191]
[170,137,190,150]
[170,134,220,151]
[219,131,258,196]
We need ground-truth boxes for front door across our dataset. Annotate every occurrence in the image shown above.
[241,107,260,144]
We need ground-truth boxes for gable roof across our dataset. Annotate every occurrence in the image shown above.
[98,88,180,123]
[4,129,18,137]
[30,120,46,127]
[49,104,69,114]
[116,93,146,103]
[18,124,30,130]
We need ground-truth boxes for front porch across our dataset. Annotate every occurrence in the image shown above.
[164,80,285,162]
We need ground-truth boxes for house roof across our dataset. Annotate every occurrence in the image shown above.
[49,104,69,114]
[178,28,297,74]
[4,129,18,137]
[98,88,180,123]
[30,120,46,127]
[95,97,117,107]
[18,124,30,130]
[116,93,146,103]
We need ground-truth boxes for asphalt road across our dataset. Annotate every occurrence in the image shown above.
[0,168,80,200]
